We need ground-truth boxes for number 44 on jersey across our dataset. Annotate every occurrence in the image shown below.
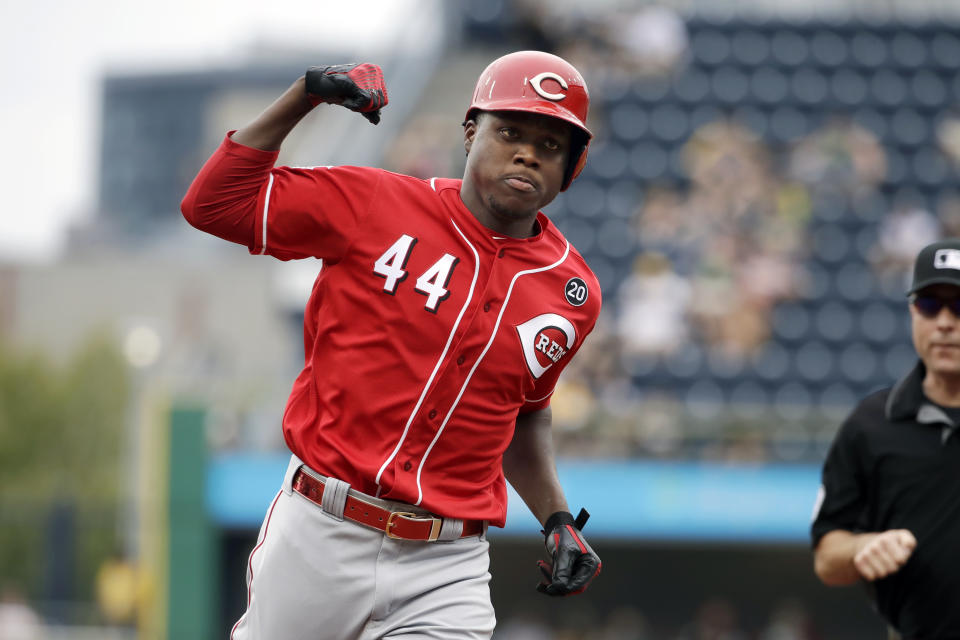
[373,234,460,313]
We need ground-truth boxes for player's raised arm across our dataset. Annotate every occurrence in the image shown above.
[503,407,601,597]
[181,64,387,245]
[233,64,388,151]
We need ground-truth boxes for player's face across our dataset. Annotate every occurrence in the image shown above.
[461,111,571,237]
[910,284,960,377]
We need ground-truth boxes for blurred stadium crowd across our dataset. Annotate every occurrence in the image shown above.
[4,0,960,638]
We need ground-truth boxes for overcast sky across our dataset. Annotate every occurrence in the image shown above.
[0,0,427,261]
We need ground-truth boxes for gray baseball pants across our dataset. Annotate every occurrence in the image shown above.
[229,455,496,640]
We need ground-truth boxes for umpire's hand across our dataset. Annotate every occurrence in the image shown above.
[853,529,917,581]
[536,510,601,596]
[304,63,388,124]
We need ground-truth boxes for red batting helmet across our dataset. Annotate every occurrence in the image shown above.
[465,50,592,191]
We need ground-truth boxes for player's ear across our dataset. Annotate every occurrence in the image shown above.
[463,119,478,155]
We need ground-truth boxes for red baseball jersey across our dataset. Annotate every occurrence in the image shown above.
[182,134,602,526]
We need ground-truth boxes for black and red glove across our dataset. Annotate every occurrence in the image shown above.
[536,508,601,597]
[304,63,388,124]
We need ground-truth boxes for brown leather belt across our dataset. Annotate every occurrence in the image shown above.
[291,467,484,542]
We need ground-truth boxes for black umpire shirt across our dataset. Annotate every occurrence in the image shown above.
[811,361,960,639]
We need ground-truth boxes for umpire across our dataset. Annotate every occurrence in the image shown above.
[812,239,960,639]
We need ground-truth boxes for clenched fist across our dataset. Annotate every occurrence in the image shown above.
[536,510,601,596]
[305,63,388,124]
[853,529,917,581]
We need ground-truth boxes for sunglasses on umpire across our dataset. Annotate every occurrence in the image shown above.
[910,294,960,319]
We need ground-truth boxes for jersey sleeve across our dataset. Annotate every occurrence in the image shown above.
[519,317,597,414]
[251,162,384,262]
[181,132,278,246]
[182,132,383,262]
[810,413,869,548]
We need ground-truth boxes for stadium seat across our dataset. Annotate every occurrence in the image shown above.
[795,341,835,382]
[772,304,812,342]
[815,301,855,342]
[770,30,811,67]
[731,30,771,66]
[831,69,870,106]
[871,69,908,109]
[629,142,670,181]
[834,263,876,302]
[850,31,888,68]
[811,30,849,67]
[691,29,732,65]
[930,32,960,70]
[610,104,649,142]
[890,32,927,69]
[838,342,880,383]
[711,66,751,104]
[750,67,790,105]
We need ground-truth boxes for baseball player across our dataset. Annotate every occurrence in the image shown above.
[181,51,602,639]
[812,240,960,638]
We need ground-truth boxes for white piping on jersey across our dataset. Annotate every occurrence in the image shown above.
[260,174,275,255]
[414,240,572,506]
[430,177,438,191]
[374,216,481,491]
[525,390,555,403]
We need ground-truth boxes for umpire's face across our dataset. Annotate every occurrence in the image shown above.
[911,284,960,377]
[461,110,570,231]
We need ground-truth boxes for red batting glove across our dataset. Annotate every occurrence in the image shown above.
[304,63,388,124]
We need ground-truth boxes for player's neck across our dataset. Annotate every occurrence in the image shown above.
[459,191,539,239]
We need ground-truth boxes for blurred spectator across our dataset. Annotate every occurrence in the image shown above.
[758,598,821,640]
[605,5,689,77]
[0,584,43,640]
[936,112,960,169]
[600,605,652,639]
[688,246,770,358]
[871,196,940,283]
[634,186,693,249]
[937,190,960,237]
[674,597,748,640]
[684,120,778,226]
[788,118,886,201]
[95,552,141,626]
[508,0,567,53]
[617,252,692,357]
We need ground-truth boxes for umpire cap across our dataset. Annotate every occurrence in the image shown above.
[908,238,960,294]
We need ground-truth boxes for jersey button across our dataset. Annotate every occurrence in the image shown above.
[483,302,491,312]
[403,461,412,471]
[498,248,506,258]
[457,355,465,365]
[428,409,438,419]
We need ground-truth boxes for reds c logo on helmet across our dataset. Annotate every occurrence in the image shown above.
[465,50,592,191]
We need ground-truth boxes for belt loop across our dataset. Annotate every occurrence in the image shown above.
[437,517,464,541]
[283,454,304,496]
[320,477,350,521]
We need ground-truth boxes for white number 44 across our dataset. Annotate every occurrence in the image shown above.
[373,235,459,313]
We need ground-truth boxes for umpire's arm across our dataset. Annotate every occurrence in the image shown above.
[502,407,569,524]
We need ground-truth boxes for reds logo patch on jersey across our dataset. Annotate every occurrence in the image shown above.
[516,313,577,379]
